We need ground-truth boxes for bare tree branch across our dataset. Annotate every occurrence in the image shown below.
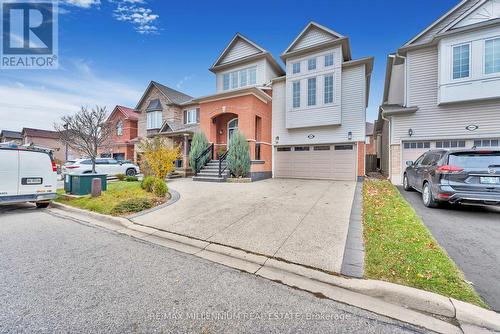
[54,106,112,173]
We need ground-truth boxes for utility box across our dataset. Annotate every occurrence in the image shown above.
[67,174,107,196]
[64,174,73,193]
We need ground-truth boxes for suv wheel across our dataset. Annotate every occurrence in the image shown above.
[403,173,412,191]
[126,168,136,177]
[422,182,438,208]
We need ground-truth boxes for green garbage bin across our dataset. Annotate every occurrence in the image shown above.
[70,174,107,196]
[64,174,73,193]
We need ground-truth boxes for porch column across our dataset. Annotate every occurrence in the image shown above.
[182,134,189,173]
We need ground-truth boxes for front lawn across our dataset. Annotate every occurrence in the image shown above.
[56,181,167,216]
[363,179,487,308]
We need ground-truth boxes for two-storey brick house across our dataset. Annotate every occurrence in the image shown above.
[378,0,500,184]
[99,105,139,161]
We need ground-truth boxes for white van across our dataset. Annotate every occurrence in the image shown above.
[0,147,58,208]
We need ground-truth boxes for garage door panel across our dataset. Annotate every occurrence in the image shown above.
[275,145,356,181]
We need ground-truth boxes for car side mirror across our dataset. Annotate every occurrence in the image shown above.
[406,160,414,167]
[119,162,123,165]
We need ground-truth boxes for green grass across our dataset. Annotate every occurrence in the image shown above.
[363,179,488,308]
[56,181,165,216]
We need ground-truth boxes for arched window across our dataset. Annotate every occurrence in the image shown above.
[116,120,123,136]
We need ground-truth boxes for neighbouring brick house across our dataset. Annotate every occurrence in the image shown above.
[365,122,376,155]
[134,81,199,176]
[21,127,74,162]
[0,130,22,145]
[99,105,139,161]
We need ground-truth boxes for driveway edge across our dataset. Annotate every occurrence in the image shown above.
[47,204,500,334]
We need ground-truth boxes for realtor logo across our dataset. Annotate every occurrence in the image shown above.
[1,0,58,69]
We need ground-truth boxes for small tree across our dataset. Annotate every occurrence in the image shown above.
[55,106,112,173]
[189,131,209,172]
[138,137,180,180]
[227,130,250,178]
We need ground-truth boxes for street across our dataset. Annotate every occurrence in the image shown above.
[0,204,430,334]
[399,188,500,311]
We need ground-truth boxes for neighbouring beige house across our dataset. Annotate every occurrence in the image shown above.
[377,0,500,184]
[21,128,79,162]
[134,81,199,176]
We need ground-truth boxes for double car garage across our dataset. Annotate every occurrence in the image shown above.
[274,143,358,181]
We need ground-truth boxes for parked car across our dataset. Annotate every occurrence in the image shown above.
[403,149,500,208]
[0,146,57,208]
[62,158,140,177]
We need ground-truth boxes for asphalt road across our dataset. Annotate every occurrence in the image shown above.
[0,204,430,334]
[399,188,500,311]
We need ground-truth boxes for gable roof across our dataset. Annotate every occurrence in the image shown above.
[281,21,351,61]
[210,33,284,75]
[0,130,22,139]
[159,120,200,135]
[109,105,139,122]
[135,81,193,110]
[402,0,483,49]
[22,128,60,139]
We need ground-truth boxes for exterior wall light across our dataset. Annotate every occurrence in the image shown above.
[275,136,279,144]
[408,128,413,137]
[347,131,352,141]
[219,129,223,135]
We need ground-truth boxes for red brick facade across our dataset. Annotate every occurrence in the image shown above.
[100,106,138,161]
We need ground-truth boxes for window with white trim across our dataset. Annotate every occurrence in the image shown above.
[292,81,300,108]
[146,111,162,129]
[308,58,316,70]
[292,62,300,74]
[474,139,500,147]
[324,74,333,104]
[222,66,257,91]
[452,44,470,79]
[485,38,500,74]
[324,53,334,67]
[116,120,123,136]
[307,78,316,106]
[223,73,230,90]
[186,109,197,124]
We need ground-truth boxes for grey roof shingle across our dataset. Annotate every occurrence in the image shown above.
[160,121,199,134]
[0,130,22,139]
[152,81,193,105]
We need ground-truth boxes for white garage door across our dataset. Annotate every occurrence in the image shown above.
[274,144,357,181]
[401,141,432,167]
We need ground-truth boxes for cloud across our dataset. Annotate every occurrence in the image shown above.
[62,0,101,8]
[0,60,142,131]
[176,75,194,89]
[113,3,159,34]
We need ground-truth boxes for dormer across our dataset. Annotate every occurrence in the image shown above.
[210,33,284,93]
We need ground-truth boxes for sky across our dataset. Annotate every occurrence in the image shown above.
[0,0,462,131]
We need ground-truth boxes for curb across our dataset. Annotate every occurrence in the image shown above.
[47,204,500,334]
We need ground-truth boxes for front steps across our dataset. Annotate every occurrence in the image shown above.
[192,160,229,182]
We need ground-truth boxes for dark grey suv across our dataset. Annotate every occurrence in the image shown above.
[403,149,500,207]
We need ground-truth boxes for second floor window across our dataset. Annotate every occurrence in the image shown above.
[452,44,470,79]
[307,78,316,106]
[308,58,316,70]
[485,37,500,75]
[222,66,257,91]
[185,109,198,124]
[292,62,301,74]
[324,75,334,104]
[146,111,162,129]
[292,81,300,108]
[116,120,123,136]
[324,53,334,67]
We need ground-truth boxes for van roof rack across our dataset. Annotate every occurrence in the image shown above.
[0,142,54,155]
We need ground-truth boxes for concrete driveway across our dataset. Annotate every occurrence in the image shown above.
[132,178,356,273]
[399,188,500,311]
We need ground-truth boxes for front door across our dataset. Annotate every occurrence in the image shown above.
[227,118,238,147]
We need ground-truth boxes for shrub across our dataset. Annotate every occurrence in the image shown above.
[152,178,168,197]
[116,173,126,181]
[125,176,138,182]
[138,137,180,180]
[227,130,250,178]
[111,198,153,215]
[189,132,210,173]
[141,175,155,192]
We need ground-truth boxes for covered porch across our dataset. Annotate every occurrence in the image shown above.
[159,121,200,177]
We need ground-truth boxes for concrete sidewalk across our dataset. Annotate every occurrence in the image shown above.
[131,178,356,273]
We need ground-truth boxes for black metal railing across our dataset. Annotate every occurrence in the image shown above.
[194,143,214,176]
[218,148,229,177]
